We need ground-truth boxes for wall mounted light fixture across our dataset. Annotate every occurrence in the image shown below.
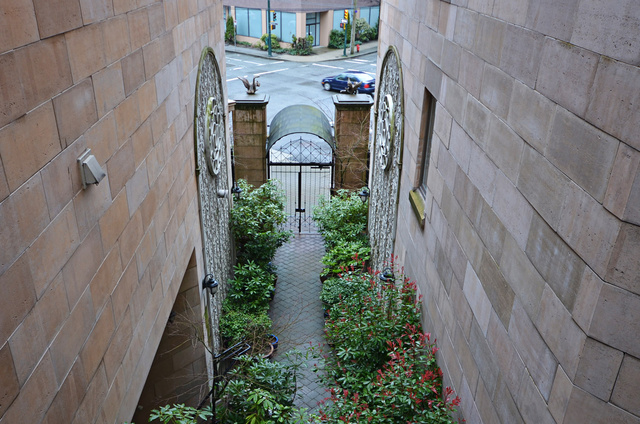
[231,183,242,200]
[379,267,394,283]
[359,187,370,203]
[203,274,219,296]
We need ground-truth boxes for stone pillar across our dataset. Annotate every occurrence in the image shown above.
[333,94,374,190]
[232,94,269,187]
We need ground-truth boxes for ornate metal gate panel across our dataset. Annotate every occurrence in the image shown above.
[369,46,404,270]
[268,136,334,233]
[194,47,233,352]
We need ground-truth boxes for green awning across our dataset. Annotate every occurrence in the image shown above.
[267,105,335,151]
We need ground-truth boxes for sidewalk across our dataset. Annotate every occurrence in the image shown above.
[225,39,379,62]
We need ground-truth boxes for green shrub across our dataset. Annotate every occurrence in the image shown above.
[259,33,280,50]
[320,271,371,307]
[231,179,291,266]
[354,18,370,42]
[148,404,212,423]
[315,271,460,423]
[225,15,235,42]
[328,29,345,49]
[313,189,368,249]
[218,354,310,423]
[220,308,272,346]
[289,35,313,55]
[320,237,370,277]
[227,261,275,313]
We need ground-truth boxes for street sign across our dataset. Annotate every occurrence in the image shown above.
[341,19,347,23]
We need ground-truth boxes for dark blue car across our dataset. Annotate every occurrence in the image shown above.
[322,71,376,95]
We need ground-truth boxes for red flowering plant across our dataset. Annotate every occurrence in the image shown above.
[314,266,461,423]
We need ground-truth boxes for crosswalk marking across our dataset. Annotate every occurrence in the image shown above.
[312,63,341,69]
[254,68,289,76]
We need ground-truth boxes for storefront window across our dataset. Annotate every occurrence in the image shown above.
[235,7,262,38]
[271,11,296,42]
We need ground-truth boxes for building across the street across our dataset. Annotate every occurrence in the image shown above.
[223,0,380,46]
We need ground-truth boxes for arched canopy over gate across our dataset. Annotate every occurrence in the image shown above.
[267,105,335,233]
[267,104,335,151]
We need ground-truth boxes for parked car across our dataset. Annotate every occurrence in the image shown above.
[321,71,376,95]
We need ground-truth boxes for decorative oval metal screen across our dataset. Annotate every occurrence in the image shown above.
[369,46,404,271]
[194,47,233,352]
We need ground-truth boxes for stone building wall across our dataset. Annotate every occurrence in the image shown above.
[0,0,226,422]
[380,0,640,423]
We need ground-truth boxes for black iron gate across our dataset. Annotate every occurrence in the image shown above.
[268,136,334,233]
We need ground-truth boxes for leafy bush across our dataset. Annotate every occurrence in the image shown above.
[354,18,370,42]
[220,307,272,346]
[313,189,368,249]
[225,15,235,42]
[289,35,313,55]
[220,261,275,345]
[320,271,371,307]
[231,179,291,266]
[148,404,212,423]
[259,33,280,50]
[314,271,460,423]
[328,29,345,49]
[320,238,370,277]
[227,261,275,313]
[217,354,310,423]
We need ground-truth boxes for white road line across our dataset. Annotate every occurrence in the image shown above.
[256,60,284,67]
[227,58,242,62]
[226,77,238,82]
[232,67,244,70]
[345,60,368,64]
[244,60,263,65]
[369,63,377,66]
[312,63,341,69]
[254,68,289,76]
[363,71,376,76]
[349,59,369,63]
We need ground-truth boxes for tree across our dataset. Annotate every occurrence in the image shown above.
[225,15,235,42]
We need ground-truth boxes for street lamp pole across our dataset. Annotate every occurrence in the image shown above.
[267,0,272,57]
[350,0,357,55]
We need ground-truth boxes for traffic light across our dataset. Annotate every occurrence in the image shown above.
[271,24,276,30]
[344,9,349,20]
[340,23,344,29]
[272,11,277,21]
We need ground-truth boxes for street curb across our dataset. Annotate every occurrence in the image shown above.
[224,42,379,63]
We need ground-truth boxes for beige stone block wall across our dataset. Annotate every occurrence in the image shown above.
[0,0,226,422]
[384,0,640,423]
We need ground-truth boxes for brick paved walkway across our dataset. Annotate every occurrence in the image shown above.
[269,233,327,413]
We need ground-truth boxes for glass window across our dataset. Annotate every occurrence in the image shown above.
[248,8,262,38]
[333,10,343,30]
[370,7,379,27]
[418,89,437,194]
[235,7,248,36]
[235,7,262,38]
[272,11,296,42]
[282,12,296,42]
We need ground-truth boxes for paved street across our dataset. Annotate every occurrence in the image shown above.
[225,48,378,123]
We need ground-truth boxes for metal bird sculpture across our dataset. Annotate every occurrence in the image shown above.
[238,75,260,94]
[340,78,362,95]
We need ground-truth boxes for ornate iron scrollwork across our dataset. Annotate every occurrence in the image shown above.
[205,96,224,176]
[376,94,395,171]
[369,46,404,271]
[194,47,233,354]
